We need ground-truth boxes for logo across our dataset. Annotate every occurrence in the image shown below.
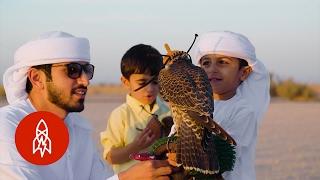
[33,119,52,158]
[15,111,69,165]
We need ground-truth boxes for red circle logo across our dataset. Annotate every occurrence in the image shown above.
[15,111,69,165]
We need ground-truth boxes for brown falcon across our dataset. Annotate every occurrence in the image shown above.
[158,43,237,176]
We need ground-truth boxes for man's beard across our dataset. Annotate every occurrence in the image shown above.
[47,83,85,112]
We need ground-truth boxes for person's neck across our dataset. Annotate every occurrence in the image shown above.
[213,90,236,100]
[28,93,68,119]
[149,100,156,111]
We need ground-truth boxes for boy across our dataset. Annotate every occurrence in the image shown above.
[193,31,270,180]
[100,44,171,174]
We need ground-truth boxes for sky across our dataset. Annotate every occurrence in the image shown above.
[0,0,319,84]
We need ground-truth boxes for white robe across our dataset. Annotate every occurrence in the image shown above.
[213,89,259,180]
[0,99,117,180]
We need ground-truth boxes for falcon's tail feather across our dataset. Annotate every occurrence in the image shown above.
[177,121,220,175]
[187,111,237,146]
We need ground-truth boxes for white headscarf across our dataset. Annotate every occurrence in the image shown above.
[193,31,270,124]
[3,31,90,104]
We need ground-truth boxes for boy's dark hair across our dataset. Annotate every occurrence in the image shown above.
[121,44,163,79]
[26,64,52,93]
[238,58,249,69]
[238,58,250,84]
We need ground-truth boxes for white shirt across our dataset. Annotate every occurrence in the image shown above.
[0,99,118,180]
[213,90,259,180]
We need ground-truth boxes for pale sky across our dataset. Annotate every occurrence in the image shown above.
[0,0,319,84]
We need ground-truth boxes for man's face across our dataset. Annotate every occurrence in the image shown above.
[45,61,91,112]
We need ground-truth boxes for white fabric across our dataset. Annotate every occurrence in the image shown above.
[193,31,256,66]
[0,99,117,180]
[213,91,257,180]
[193,31,270,125]
[3,31,90,105]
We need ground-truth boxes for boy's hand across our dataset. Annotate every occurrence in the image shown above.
[146,116,162,139]
[132,127,157,151]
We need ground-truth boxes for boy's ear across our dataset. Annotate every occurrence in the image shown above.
[27,68,45,90]
[240,66,252,81]
[121,76,130,90]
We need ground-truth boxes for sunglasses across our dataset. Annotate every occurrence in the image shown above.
[52,63,95,80]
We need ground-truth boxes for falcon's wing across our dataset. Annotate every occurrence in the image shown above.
[159,62,213,116]
[187,110,237,145]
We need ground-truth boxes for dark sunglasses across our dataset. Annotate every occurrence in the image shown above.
[52,63,95,80]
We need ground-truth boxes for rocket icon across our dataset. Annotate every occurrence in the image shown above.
[32,119,52,158]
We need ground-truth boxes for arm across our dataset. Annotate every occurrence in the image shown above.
[107,127,157,164]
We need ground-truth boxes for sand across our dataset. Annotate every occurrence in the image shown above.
[1,96,319,179]
[255,100,320,180]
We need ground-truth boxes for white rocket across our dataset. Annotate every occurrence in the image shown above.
[32,119,52,158]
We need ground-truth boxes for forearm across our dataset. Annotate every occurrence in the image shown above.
[107,143,138,164]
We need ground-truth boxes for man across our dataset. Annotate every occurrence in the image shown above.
[0,31,172,180]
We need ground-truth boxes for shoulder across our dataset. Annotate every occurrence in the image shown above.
[0,99,30,115]
[111,103,129,114]
[0,101,32,139]
[215,95,255,125]
[67,113,93,131]
[109,103,130,118]
[0,104,18,120]
[228,97,255,121]
[107,103,131,126]
[225,92,255,115]
[233,98,255,115]
[0,100,33,124]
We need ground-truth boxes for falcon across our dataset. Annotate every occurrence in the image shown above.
[158,43,237,176]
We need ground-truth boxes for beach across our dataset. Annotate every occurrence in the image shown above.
[1,96,319,179]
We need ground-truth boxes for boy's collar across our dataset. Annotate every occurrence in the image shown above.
[126,94,160,114]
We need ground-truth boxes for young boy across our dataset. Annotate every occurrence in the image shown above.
[192,31,270,180]
[100,44,171,174]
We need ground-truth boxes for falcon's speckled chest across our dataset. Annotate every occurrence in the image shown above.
[159,51,214,117]
[158,51,212,141]
[170,105,204,140]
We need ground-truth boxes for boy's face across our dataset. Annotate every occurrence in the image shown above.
[121,73,159,105]
[199,54,251,100]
